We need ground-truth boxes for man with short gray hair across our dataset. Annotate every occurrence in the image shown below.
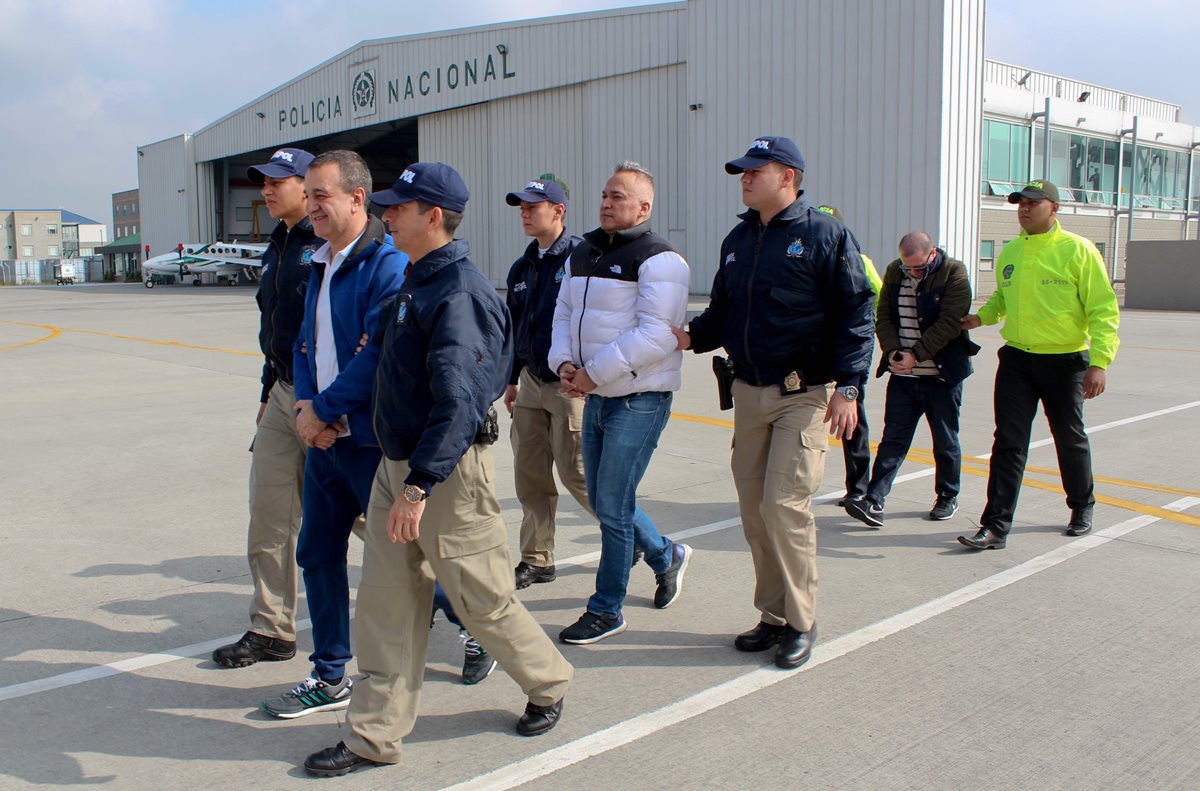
[550,161,693,645]
[844,231,977,528]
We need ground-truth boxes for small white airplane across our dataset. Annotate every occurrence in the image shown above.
[143,242,268,288]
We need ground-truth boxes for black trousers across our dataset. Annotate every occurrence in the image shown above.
[981,346,1095,534]
[842,381,870,498]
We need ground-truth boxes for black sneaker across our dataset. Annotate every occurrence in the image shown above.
[559,612,626,645]
[514,562,556,590]
[653,543,692,609]
[212,631,296,668]
[460,630,497,685]
[929,495,959,521]
[845,497,884,528]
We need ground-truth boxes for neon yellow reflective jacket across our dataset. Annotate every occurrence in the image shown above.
[977,220,1119,368]
[862,253,883,311]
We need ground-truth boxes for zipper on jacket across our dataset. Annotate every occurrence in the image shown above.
[266,229,288,371]
[742,224,766,379]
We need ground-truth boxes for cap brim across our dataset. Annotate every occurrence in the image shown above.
[367,188,414,207]
[725,155,775,175]
[506,190,559,206]
[1007,190,1049,204]
[247,163,298,184]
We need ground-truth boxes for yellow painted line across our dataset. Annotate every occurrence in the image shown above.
[909,449,1200,499]
[0,322,61,351]
[0,320,258,357]
[673,410,1200,527]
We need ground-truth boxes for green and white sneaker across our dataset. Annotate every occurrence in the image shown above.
[262,675,353,719]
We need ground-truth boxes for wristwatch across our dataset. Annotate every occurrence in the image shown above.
[402,484,427,503]
[835,385,859,402]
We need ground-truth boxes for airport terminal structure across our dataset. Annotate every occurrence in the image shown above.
[137,0,1199,292]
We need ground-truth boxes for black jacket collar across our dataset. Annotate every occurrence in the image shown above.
[408,239,470,283]
[582,220,655,251]
[737,192,810,225]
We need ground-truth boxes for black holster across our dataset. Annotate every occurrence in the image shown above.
[475,406,499,446]
[713,356,735,411]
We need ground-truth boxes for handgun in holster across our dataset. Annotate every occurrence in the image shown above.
[712,355,735,411]
[475,405,500,446]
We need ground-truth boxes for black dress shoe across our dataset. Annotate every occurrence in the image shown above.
[516,698,563,736]
[1066,507,1093,536]
[957,527,1006,550]
[734,621,787,652]
[775,623,817,669]
[212,631,296,668]
[304,741,382,777]
[514,562,556,590]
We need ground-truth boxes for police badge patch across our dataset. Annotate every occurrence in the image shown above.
[394,294,412,326]
[555,267,565,283]
[1003,264,1014,279]
[301,247,316,265]
[786,239,805,258]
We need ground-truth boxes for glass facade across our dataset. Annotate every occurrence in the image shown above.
[986,117,1198,213]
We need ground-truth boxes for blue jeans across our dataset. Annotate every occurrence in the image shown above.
[431,581,464,630]
[582,391,675,619]
[866,375,963,506]
[296,438,380,682]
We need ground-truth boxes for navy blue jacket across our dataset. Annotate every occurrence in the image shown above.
[256,217,321,402]
[688,194,875,389]
[505,229,581,385]
[372,239,513,494]
[293,215,408,446]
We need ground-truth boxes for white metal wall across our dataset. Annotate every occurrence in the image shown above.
[419,65,688,286]
[686,0,984,287]
[985,60,1180,123]
[192,4,686,164]
[937,0,984,284]
[137,135,195,257]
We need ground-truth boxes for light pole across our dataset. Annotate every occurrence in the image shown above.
[1114,117,1139,283]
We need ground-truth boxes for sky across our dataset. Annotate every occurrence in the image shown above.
[1,0,1196,236]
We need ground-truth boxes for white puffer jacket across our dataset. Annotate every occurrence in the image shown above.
[549,227,690,397]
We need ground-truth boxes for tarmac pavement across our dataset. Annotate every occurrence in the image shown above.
[1,282,1198,790]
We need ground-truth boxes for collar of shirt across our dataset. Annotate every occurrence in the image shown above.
[312,230,364,270]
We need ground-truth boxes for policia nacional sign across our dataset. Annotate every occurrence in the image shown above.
[277,45,516,131]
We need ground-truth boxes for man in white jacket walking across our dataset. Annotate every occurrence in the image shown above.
[550,161,693,645]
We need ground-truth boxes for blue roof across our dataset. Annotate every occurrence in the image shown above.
[0,208,103,225]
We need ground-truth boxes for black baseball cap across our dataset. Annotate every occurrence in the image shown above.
[506,178,568,206]
[725,136,806,174]
[247,148,314,184]
[1007,180,1060,204]
[368,162,470,213]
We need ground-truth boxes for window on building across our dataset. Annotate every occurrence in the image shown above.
[21,245,34,257]
[132,201,138,214]
[1095,242,1106,263]
[981,120,1031,195]
[47,224,57,234]
[133,225,138,235]
[48,245,59,256]
[20,224,32,235]
[979,240,995,272]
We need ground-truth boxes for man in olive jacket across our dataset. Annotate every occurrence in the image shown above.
[844,231,978,528]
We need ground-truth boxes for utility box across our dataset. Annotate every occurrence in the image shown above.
[1125,240,1200,311]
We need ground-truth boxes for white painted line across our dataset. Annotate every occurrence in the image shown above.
[2,400,1195,705]
[444,496,1200,791]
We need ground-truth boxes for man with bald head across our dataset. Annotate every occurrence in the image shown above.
[844,231,977,529]
[550,161,692,645]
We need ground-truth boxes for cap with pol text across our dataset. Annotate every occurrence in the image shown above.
[1007,180,1060,204]
[506,178,568,207]
[725,136,806,174]
[368,162,470,213]
[247,148,314,184]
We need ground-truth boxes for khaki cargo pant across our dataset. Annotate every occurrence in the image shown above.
[247,380,307,641]
[730,380,831,633]
[511,368,592,566]
[345,445,574,764]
